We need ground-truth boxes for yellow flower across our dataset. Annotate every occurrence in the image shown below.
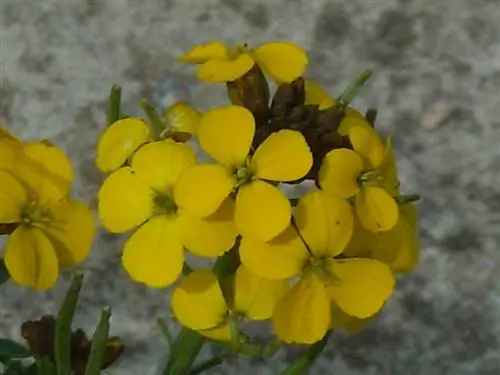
[174,105,312,241]
[171,266,288,341]
[97,140,237,288]
[240,189,395,344]
[303,79,364,117]
[319,117,399,232]
[96,103,201,173]
[179,41,308,84]
[0,143,95,290]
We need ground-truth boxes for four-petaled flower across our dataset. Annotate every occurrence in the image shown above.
[179,41,308,84]
[0,141,95,290]
[240,189,395,344]
[174,105,313,242]
[319,117,399,232]
[98,140,238,288]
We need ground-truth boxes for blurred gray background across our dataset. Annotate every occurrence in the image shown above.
[1,0,500,374]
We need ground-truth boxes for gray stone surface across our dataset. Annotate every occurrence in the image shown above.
[1,0,500,374]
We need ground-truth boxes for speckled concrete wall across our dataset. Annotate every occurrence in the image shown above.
[1,1,500,374]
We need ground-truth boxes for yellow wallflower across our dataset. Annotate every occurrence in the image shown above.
[96,103,201,173]
[239,189,395,344]
[171,266,288,341]
[303,80,364,117]
[179,41,308,84]
[97,140,238,288]
[319,117,399,232]
[174,105,313,242]
[0,142,95,290]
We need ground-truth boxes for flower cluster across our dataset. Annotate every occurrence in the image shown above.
[96,40,420,345]
[0,128,95,290]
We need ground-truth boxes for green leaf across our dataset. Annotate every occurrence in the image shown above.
[106,84,122,127]
[141,99,164,139]
[55,273,84,375]
[188,353,230,375]
[365,108,378,125]
[336,69,373,107]
[0,259,10,285]
[21,363,37,375]
[84,308,111,375]
[0,340,29,359]
[162,328,205,375]
[36,357,55,375]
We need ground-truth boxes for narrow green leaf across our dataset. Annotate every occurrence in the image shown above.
[0,340,29,359]
[365,108,378,125]
[280,331,331,375]
[162,328,205,375]
[336,69,373,107]
[106,84,122,127]
[141,99,164,139]
[0,259,9,284]
[55,273,84,375]
[84,308,111,375]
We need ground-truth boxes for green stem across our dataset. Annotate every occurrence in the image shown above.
[280,331,331,375]
[106,84,122,126]
[55,273,84,375]
[84,308,111,375]
[336,69,373,107]
[141,99,164,139]
[188,354,231,375]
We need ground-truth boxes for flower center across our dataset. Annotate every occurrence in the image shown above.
[153,192,177,216]
[305,256,341,286]
[234,161,254,188]
[21,201,46,226]
[227,43,249,60]
[358,169,383,187]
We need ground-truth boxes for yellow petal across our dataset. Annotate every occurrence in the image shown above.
[319,148,363,198]
[390,203,420,272]
[98,167,154,233]
[0,127,22,170]
[0,170,27,222]
[272,273,330,344]
[122,216,184,288]
[235,180,291,241]
[251,42,308,83]
[343,212,377,258]
[252,130,312,182]
[178,41,229,63]
[379,138,400,196]
[304,80,335,109]
[196,54,255,83]
[174,164,235,218]
[131,141,196,192]
[41,200,96,267]
[13,142,73,204]
[198,105,255,167]
[327,258,395,319]
[295,189,353,257]
[199,323,232,341]
[172,269,228,330]
[234,265,289,320]
[339,117,384,169]
[345,107,364,119]
[163,102,201,136]
[179,198,237,258]
[239,225,309,280]
[96,118,151,173]
[4,226,59,290]
[356,187,399,232]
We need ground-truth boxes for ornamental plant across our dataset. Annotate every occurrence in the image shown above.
[0,40,420,375]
